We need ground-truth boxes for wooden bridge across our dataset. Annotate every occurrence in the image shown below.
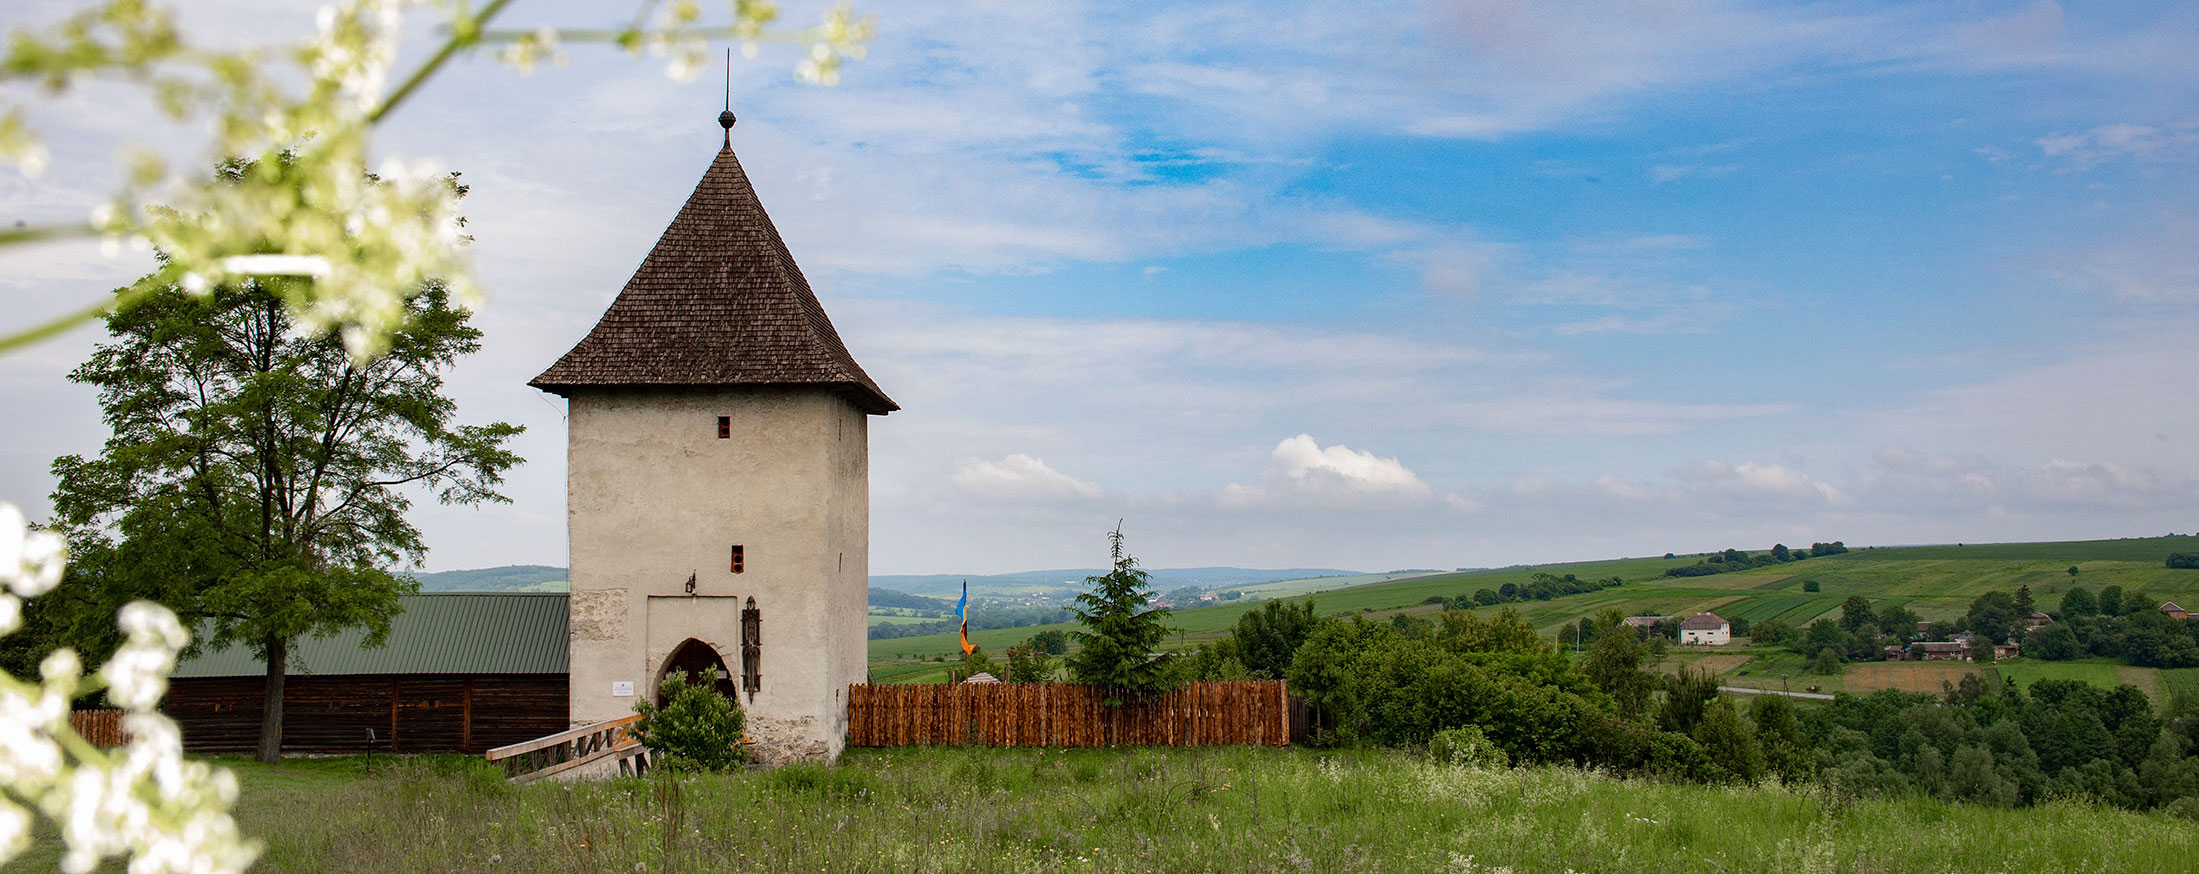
[484,713,651,783]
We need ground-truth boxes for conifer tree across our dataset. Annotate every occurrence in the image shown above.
[1066,524,1174,706]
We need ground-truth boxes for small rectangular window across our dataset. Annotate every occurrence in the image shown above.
[716,416,730,439]
[730,545,744,574]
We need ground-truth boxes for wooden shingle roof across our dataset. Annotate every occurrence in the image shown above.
[531,137,896,413]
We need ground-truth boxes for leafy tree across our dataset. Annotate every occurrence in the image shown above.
[2099,585,2125,617]
[1002,640,1053,683]
[632,667,746,772]
[49,274,520,764]
[1963,591,2021,643]
[1750,619,1796,646]
[1436,608,1548,654]
[1224,598,1318,679]
[2068,565,2082,578]
[1800,619,1847,658]
[2025,623,2081,660]
[1471,587,1500,606]
[2061,586,2098,618]
[1749,694,1811,782]
[2014,585,2035,615]
[1026,629,1070,656]
[1583,628,1655,719]
[2169,553,2199,570]
[1802,579,1821,593]
[1874,603,1921,638]
[1693,698,1764,782]
[1659,666,1720,734]
[1390,612,1435,639]
[1810,647,1844,675]
[1065,525,1174,706]
[1948,745,2017,806]
[1770,543,1792,562]
[1497,582,1520,601]
[1839,595,1875,632]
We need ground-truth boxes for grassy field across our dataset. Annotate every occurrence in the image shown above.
[865,613,941,627]
[1823,536,2198,563]
[1847,662,1982,695]
[2164,669,2199,701]
[28,747,2195,873]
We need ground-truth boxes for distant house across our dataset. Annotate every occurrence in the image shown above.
[1909,641,1969,662]
[2163,602,2190,621]
[2022,611,2054,630]
[1914,620,1934,639]
[1994,641,2021,661]
[1882,645,1910,662]
[1619,616,1664,638]
[961,672,1000,685]
[1678,613,1731,646]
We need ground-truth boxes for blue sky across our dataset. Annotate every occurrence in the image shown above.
[3,0,2196,575]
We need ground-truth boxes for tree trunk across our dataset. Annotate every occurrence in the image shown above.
[257,636,287,765]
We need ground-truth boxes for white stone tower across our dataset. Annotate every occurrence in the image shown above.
[531,112,895,763]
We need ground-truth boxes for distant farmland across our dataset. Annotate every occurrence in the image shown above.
[872,536,2199,692]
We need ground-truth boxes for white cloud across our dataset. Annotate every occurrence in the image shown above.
[951,454,1102,501]
[1222,434,1434,508]
[1684,460,1842,503]
[1648,163,1739,184]
[2055,217,2199,305]
[2036,122,2199,169]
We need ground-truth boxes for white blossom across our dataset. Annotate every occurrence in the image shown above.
[0,504,65,598]
[0,506,256,873]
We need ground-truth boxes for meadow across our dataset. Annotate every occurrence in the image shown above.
[23,747,2195,873]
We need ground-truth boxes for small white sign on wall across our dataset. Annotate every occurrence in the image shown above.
[611,681,635,697]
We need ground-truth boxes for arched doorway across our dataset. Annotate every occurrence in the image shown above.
[655,638,739,706]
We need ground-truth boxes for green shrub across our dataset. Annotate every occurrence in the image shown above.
[2169,553,2199,570]
[1428,725,1508,768]
[631,667,746,772]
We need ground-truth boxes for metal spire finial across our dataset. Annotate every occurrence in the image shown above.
[717,48,736,140]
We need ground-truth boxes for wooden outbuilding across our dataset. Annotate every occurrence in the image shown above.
[163,593,570,755]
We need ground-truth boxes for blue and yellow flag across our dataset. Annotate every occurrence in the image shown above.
[957,579,975,654]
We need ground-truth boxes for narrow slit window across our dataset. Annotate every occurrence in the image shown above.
[730,545,744,574]
[716,416,730,439]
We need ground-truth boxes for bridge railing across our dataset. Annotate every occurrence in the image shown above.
[484,713,650,783]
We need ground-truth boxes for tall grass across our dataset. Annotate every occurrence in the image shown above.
[225,747,2194,873]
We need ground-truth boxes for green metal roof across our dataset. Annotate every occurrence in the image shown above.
[171,593,569,678]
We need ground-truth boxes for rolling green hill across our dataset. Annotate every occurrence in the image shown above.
[407,565,568,592]
[870,537,2199,667]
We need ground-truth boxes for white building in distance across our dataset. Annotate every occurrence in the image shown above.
[1679,613,1731,646]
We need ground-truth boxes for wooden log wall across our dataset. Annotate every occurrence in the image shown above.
[164,674,568,755]
[846,680,1291,748]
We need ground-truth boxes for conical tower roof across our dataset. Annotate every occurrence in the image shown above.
[531,130,896,414]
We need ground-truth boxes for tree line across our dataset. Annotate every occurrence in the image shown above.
[1157,599,2199,814]
[1664,542,1847,578]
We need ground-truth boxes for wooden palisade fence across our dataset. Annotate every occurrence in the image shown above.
[70,709,127,748]
[847,680,1290,748]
